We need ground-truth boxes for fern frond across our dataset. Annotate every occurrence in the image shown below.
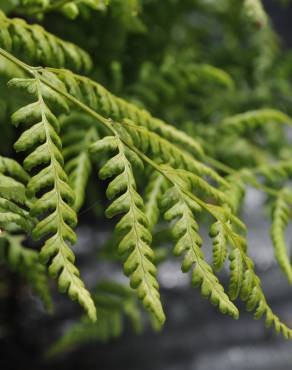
[0,233,53,311]
[187,63,235,89]
[0,155,29,184]
[159,174,239,319]
[9,75,96,321]
[61,113,99,212]
[0,11,92,72]
[128,61,234,113]
[271,188,292,284]
[0,171,26,204]
[228,248,244,300]
[221,109,292,134]
[0,156,34,232]
[144,171,166,231]
[45,68,204,158]
[209,220,228,272]
[90,135,165,324]
[258,158,292,184]
[221,174,246,213]
[118,119,228,188]
[225,223,292,338]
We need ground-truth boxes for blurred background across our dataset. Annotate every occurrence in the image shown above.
[1,1,292,370]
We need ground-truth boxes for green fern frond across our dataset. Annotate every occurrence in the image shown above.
[119,119,228,187]
[0,156,34,232]
[159,174,239,319]
[0,156,29,183]
[224,223,292,338]
[90,135,165,324]
[61,113,99,212]
[221,174,246,213]
[209,220,228,272]
[0,171,26,204]
[0,195,34,232]
[9,75,96,321]
[144,171,166,231]
[0,11,92,72]
[271,188,292,284]
[258,158,292,184]
[221,109,292,134]
[183,63,234,90]
[45,68,204,158]
[228,248,244,300]
[128,61,234,112]
[0,233,53,311]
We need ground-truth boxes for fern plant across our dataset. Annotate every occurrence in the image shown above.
[1,0,292,358]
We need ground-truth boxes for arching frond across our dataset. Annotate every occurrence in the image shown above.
[0,11,92,72]
[90,135,165,324]
[144,171,166,231]
[9,75,96,321]
[221,109,292,134]
[159,171,239,319]
[61,113,99,212]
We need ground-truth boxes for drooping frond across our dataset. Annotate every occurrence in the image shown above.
[0,11,92,72]
[159,171,239,319]
[61,113,99,212]
[223,222,292,338]
[228,248,244,300]
[271,188,292,284]
[144,171,167,231]
[90,134,165,324]
[221,109,292,134]
[209,220,228,272]
[0,233,53,311]
[8,75,96,321]
[46,280,143,357]
[258,158,292,184]
[221,174,246,214]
